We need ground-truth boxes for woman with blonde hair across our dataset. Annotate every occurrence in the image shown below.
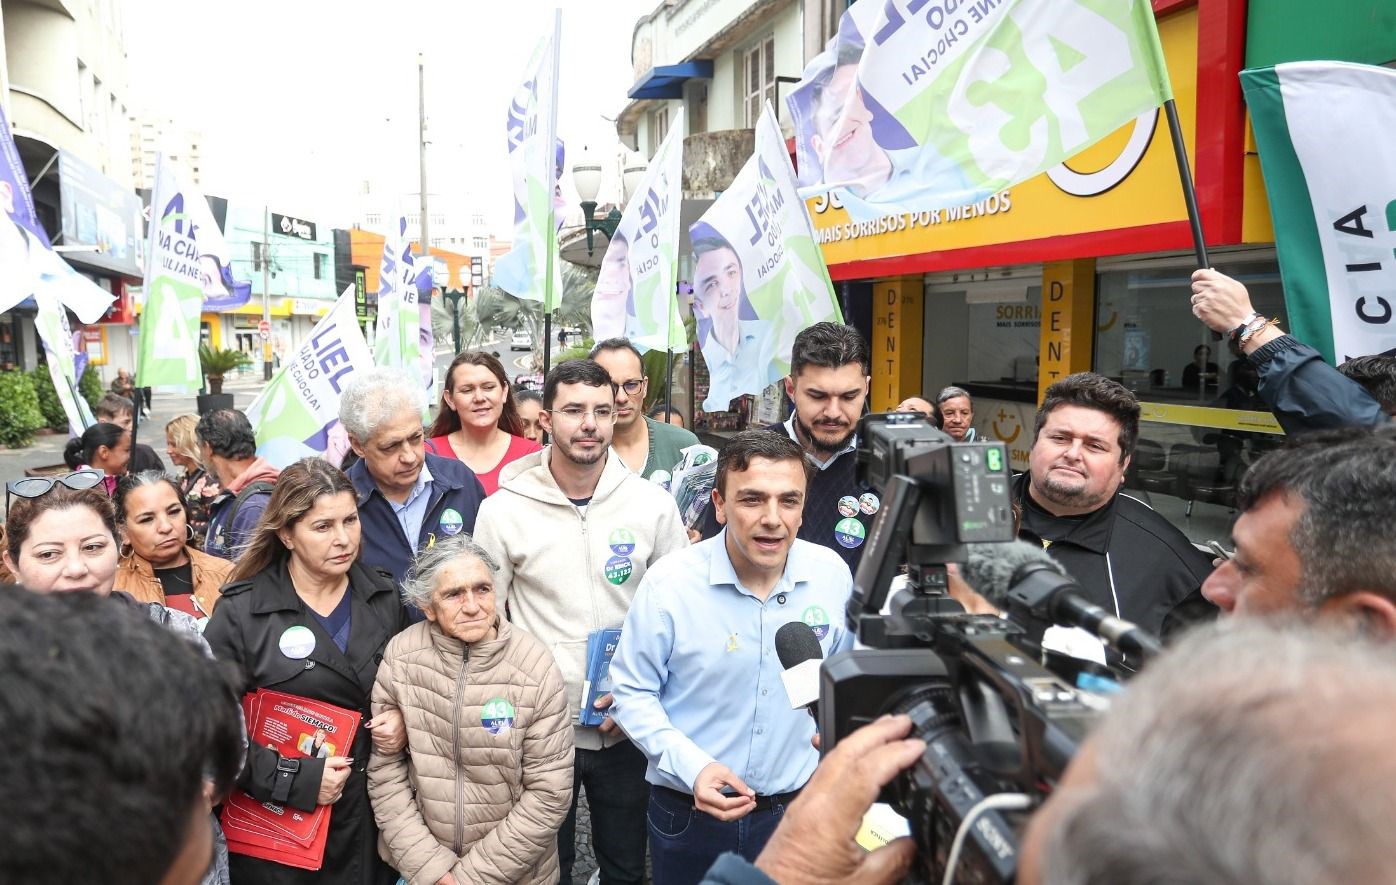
[165,414,220,547]
[427,351,541,495]
[203,457,405,885]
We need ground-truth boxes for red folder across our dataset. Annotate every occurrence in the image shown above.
[221,689,361,870]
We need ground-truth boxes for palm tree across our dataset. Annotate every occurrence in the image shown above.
[476,264,599,371]
[198,345,252,395]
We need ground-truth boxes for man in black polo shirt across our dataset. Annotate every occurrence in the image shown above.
[701,322,875,573]
[1015,372,1214,637]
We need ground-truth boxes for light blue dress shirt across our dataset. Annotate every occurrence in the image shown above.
[610,531,855,796]
[388,460,434,546]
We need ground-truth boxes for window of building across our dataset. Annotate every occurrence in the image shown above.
[472,213,486,227]
[365,213,381,226]
[651,106,670,151]
[251,241,264,271]
[473,236,489,249]
[743,35,776,127]
[76,61,89,128]
[313,253,324,279]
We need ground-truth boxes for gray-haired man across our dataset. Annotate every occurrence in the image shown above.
[936,386,976,442]
[341,367,486,616]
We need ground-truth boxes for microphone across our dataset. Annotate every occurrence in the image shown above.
[775,621,824,719]
[963,540,1164,661]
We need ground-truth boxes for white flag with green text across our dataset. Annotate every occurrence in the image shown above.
[1241,61,1396,363]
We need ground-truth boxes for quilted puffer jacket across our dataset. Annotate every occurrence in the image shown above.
[367,617,574,885]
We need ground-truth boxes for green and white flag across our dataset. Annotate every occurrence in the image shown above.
[788,0,1172,220]
[1241,61,1396,363]
[246,285,372,468]
[591,107,687,354]
[495,18,564,309]
[33,289,95,436]
[373,217,421,371]
[690,103,842,412]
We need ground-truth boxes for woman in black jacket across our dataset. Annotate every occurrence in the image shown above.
[204,458,407,885]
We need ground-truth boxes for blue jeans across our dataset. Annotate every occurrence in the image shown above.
[647,786,793,885]
[558,739,650,885]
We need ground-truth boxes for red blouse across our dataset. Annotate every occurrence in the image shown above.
[428,432,542,495]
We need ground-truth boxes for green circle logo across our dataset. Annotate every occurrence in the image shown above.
[481,697,516,735]
[608,528,636,555]
[802,605,831,639]
[605,555,634,585]
[834,517,866,549]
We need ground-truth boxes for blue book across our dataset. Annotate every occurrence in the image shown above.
[579,627,622,727]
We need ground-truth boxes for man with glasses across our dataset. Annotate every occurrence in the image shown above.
[474,359,689,885]
[591,338,700,483]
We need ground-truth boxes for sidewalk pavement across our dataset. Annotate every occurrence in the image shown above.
[0,370,268,480]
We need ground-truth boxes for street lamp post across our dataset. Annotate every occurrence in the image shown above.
[443,289,467,354]
[571,147,648,257]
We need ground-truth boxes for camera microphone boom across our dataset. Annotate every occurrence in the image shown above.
[964,541,1164,662]
[776,621,823,718]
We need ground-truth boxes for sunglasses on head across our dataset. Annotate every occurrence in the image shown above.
[5,469,105,516]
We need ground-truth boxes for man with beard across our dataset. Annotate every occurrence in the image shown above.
[701,322,874,573]
[1015,373,1213,637]
[473,359,689,885]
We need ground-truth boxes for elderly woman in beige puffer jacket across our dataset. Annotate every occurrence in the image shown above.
[367,535,574,885]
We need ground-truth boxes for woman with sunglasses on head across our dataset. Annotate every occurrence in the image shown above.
[427,351,541,495]
[3,470,239,884]
[202,457,406,885]
[113,471,231,620]
[62,422,131,494]
[166,414,220,547]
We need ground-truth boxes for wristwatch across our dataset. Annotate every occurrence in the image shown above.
[271,756,300,804]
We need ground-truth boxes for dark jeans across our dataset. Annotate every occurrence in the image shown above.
[558,739,649,885]
[647,785,791,885]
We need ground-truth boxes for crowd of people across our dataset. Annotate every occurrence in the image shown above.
[3,267,1396,885]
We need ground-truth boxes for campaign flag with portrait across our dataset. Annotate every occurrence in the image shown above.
[787,0,1172,220]
[591,108,687,354]
[494,21,565,310]
[372,216,421,374]
[245,285,371,468]
[690,103,841,412]
[137,155,251,392]
[1241,61,1396,364]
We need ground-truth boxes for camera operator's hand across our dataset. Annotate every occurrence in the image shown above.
[755,714,926,885]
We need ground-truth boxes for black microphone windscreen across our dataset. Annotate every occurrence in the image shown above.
[963,540,1066,608]
[775,621,824,670]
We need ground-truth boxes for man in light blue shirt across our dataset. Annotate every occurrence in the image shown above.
[610,431,855,885]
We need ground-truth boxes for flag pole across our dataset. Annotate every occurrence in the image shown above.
[541,8,562,384]
[1162,99,1209,269]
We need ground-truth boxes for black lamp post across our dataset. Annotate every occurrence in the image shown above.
[572,147,648,258]
[443,289,468,354]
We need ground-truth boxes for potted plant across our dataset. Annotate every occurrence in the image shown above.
[199,344,251,395]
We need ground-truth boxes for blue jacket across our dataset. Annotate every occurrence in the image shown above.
[1251,335,1387,434]
[348,452,486,591]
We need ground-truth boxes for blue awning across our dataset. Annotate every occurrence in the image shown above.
[628,60,714,100]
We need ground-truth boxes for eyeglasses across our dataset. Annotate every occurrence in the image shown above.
[5,469,104,516]
[547,407,616,423]
[616,379,646,395]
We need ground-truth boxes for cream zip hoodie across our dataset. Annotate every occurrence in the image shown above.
[473,447,689,751]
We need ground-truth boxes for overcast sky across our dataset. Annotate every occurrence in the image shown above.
[122,0,658,233]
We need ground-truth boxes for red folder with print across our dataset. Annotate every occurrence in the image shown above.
[221,689,361,870]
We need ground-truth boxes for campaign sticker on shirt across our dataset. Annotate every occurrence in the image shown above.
[604,555,634,585]
[837,495,859,518]
[608,528,636,556]
[834,517,866,549]
[278,625,316,660]
[859,492,881,515]
[481,697,516,735]
[650,470,672,491]
[438,508,464,536]
[802,605,831,640]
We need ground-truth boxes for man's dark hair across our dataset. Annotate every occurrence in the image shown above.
[1338,355,1396,416]
[195,409,257,460]
[1237,425,1396,606]
[96,393,134,420]
[790,322,870,377]
[1033,372,1140,463]
[0,590,242,884]
[692,233,739,264]
[589,337,644,368]
[542,359,617,410]
[715,430,811,498]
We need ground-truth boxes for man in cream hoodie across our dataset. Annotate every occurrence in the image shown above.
[474,359,688,885]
